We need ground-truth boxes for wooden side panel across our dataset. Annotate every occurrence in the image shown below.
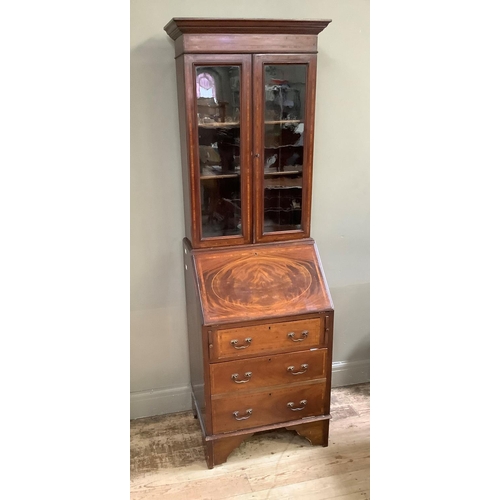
[183,239,208,429]
[193,240,333,325]
[176,56,193,240]
[324,311,334,401]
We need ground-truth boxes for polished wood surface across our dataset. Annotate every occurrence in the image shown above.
[169,19,333,469]
[211,381,327,434]
[286,419,330,447]
[168,19,330,248]
[175,56,193,239]
[184,238,334,467]
[210,317,322,361]
[210,348,327,395]
[183,239,211,434]
[194,240,333,325]
[184,241,333,467]
[165,18,332,40]
[175,34,318,57]
[205,434,250,468]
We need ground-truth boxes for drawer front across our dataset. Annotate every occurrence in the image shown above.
[210,349,327,395]
[212,382,327,434]
[211,317,323,361]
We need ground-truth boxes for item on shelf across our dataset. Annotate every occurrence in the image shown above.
[199,145,221,166]
[265,154,277,170]
[216,128,238,173]
[197,97,228,123]
[265,83,301,121]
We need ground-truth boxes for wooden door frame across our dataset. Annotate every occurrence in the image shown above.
[183,53,253,248]
[252,53,317,243]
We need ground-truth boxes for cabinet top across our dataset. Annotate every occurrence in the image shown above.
[165,18,331,40]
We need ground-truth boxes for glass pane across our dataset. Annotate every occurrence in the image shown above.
[263,64,307,233]
[196,66,242,238]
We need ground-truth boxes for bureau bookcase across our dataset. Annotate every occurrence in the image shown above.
[165,18,333,468]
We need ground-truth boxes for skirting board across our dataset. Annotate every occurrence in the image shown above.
[130,360,370,419]
[130,385,191,420]
[331,359,370,388]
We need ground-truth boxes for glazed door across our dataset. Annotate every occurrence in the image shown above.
[253,54,317,242]
[184,54,252,247]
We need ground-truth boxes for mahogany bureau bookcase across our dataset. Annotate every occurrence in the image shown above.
[164,18,334,469]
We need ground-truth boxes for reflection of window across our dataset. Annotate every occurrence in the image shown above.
[197,73,216,100]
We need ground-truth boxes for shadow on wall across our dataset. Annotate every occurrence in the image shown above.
[131,36,186,311]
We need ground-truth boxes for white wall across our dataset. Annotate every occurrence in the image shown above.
[131,0,370,418]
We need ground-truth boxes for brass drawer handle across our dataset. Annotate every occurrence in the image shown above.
[231,372,252,383]
[288,330,308,342]
[287,363,309,375]
[233,409,253,420]
[230,337,252,349]
[287,400,307,411]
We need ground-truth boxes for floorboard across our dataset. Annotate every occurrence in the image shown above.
[130,383,370,499]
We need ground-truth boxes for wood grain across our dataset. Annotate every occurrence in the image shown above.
[211,381,327,433]
[164,18,332,40]
[183,238,211,435]
[175,57,193,239]
[193,240,333,325]
[285,418,329,446]
[210,348,327,395]
[206,434,252,469]
[211,317,322,361]
[175,34,318,57]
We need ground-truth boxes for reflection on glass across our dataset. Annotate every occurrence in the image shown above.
[263,64,307,233]
[196,66,242,238]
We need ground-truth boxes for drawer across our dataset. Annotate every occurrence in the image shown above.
[211,381,327,434]
[210,317,323,361]
[210,349,327,395]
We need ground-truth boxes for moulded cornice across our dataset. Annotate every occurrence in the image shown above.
[164,18,331,40]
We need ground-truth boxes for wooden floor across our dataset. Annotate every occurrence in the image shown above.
[130,383,370,499]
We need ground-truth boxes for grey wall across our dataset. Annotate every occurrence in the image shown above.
[131,0,369,418]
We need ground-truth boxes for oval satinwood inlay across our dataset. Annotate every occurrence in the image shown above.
[211,255,313,311]
[193,241,333,324]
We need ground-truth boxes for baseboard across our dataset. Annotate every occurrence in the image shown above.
[130,385,191,419]
[331,359,370,387]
